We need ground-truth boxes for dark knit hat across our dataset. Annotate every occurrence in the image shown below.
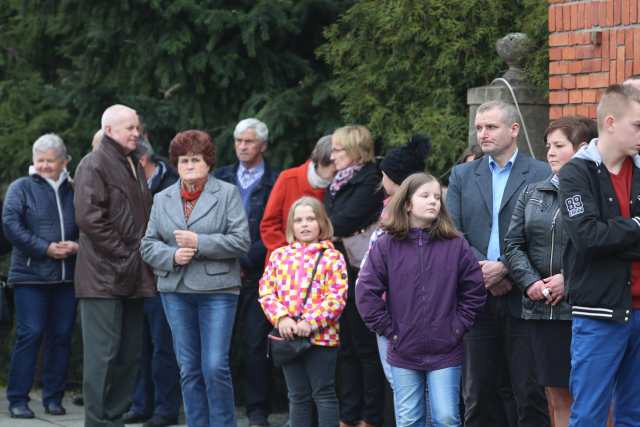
[380,134,432,185]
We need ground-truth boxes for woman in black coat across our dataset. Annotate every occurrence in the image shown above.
[324,125,385,427]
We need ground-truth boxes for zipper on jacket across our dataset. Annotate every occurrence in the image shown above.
[52,184,67,281]
[549,208,560,320]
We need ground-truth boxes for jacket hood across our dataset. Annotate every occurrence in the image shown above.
[574,138,640,168]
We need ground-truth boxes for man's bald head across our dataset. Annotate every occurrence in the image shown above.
[101,104,140,153]
[101,104,136,129]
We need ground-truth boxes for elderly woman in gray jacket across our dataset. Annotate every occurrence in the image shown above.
[140,130,250,427]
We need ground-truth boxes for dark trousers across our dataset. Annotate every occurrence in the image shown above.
[337,283,385,426]
[7,284,76,408]
[236,284,273,423]
[462,297,550,427]
[80,298,144,427]
[282,346,339,427]
[130,296,180,418]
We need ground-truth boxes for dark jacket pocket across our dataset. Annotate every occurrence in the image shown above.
[429,316,464,354]
[113,255,142,296]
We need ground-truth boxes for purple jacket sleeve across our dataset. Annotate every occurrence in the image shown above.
[456,238,486,331]
[355,236,393,338]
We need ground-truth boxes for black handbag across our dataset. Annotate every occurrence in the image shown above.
[268,249,326,367]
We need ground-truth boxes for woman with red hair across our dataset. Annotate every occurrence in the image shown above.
[141,130,251,427]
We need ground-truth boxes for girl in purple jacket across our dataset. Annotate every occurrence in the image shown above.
[356,173,485,427]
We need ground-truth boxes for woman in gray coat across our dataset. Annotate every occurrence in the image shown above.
[140,130,250,427]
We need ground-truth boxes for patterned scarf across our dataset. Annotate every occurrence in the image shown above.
[181,178,207,221]
[329,163,364,197]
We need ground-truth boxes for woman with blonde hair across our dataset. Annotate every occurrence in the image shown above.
[324,125,386,427]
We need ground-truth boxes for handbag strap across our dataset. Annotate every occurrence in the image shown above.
[297,248,327,316]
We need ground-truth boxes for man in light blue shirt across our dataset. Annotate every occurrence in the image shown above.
[447,100,551,427]
[486,149,518,261]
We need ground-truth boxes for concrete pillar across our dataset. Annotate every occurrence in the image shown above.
[467,33,549,160]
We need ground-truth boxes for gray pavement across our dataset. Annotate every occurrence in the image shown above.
[0,388,288,426]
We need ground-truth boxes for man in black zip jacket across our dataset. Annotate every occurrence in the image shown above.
[558,84,640,427]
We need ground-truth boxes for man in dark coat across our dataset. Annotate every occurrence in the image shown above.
[214,118,279,427]
[121,137,180,427]
[74,104,155,427]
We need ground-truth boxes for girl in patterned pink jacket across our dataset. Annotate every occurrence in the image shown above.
[259,196,348,427]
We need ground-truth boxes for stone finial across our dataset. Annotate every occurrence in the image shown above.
[495,32,533,85]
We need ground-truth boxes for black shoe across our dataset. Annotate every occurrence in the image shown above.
[72,394,84,406]
[44,402,67,415]
[9,405,35,419]
[122,410,151,424]
[144,414,179,426]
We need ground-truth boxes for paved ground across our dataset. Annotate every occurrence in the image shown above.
[0,388,288,426]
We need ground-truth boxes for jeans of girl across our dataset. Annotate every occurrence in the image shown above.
[281,345,339,427]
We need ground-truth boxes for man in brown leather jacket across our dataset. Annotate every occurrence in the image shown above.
[74,104,155,427]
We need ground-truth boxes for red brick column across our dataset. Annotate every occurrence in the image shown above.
[548,0,640,119]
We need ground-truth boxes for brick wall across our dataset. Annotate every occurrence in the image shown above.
[548,0,640,119]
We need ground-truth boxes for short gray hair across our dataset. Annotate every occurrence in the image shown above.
[136,137,154,157]
[32,133,69,160]
[476,100,519,127]
[310,135,332,167]
[234,118,268,142]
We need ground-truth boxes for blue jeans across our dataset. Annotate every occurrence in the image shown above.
[130,296,180,418]
[569,310,640,427]
[377,335,432,426]
[236,284,272,424]
[161,292,238,427]
[391,365,461,427]
[7,284,76,408]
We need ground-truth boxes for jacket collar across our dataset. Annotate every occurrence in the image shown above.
[536,174,558,192]
[164,174,222,227]
[290,240,335,254]
[574,138,640,169]
[101,134,135,158]
[473,152,531,214]
[218,160,277,189]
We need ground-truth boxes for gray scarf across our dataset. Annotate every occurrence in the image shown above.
[307,162,332,189]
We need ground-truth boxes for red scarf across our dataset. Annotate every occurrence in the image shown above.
[181,178,207,221]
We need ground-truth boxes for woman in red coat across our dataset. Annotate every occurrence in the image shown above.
[260,135,335,261]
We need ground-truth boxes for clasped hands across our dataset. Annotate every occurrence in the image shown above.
[46,241,79,259]
[479,260,513,297]
[526,274,565,306]
[173,230,198,265]
[277,316,312,340]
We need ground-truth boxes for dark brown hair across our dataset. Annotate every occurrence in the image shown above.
[382,173,459,240]
[169,130,216,168]
[456,144,483,165]
[544,116,597,149]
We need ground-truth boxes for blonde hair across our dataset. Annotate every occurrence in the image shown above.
[596,84,640,132]
[285,197,334,243]
[332,125,375,164]
[382,173,459,240]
